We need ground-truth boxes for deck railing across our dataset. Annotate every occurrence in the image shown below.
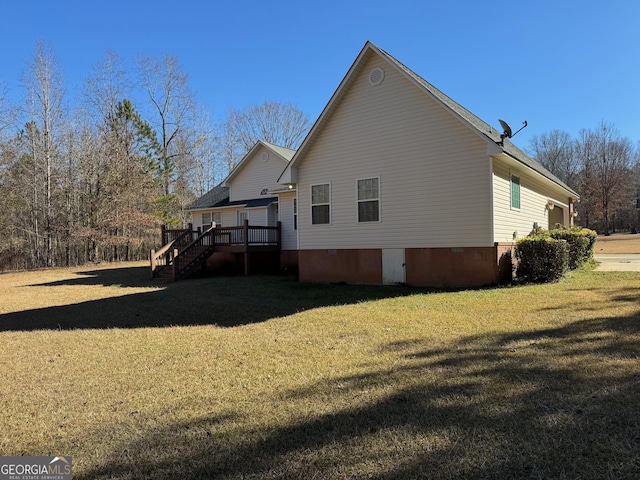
[199,222,281,248]
[151,221,281,280]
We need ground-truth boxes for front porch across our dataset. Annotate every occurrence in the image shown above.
[150,221,281,281]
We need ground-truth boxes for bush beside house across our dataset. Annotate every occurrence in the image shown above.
[515,227,597,283]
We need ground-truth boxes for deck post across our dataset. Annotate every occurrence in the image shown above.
[277,221,282,250]
[243,219,249,276]
[150,249,156,278]
[161,224,166,245]
[172,248,179,281]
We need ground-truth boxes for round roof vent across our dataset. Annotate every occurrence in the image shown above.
[261,152,269,162]
[369,67,385,86]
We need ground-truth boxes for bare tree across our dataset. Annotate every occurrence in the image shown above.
[138,54,196,199]
[0,79,15,136]
[226,101,310,154]
[22,40,65,266]
[576,122,633,234]
[191,107,222,196]
[529,129,578,189]
[83,50,131,125]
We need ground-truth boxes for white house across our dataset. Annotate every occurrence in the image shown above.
[276,41,578,287]
[185,140,298,272]
[182,41,578,287]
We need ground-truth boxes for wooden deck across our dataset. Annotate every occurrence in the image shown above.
[150,221,281,280]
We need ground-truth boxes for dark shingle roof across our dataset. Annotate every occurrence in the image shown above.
[186,184,229,210]
[211,197,278,208]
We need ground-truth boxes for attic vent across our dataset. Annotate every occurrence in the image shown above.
[261,152,269,162]
[260,188,269,195]
[369,67,385,86]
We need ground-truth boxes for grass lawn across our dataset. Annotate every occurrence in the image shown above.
[1,262,639,479]
[596,232,640,254]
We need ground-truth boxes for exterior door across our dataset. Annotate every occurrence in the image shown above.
[237,210,248,226]
[549,206,564,229]
[382,248,405,284]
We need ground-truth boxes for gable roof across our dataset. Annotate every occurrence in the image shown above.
[280,41,577,198]
[262,141,296,161]
[186,140,295,211]
[225,140,295,187]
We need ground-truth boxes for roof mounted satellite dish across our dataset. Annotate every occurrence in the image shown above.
[498,119,528,146]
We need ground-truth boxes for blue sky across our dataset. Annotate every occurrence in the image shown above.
[1,0,639,151]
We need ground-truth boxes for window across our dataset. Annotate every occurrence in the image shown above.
[293,198,297,230]
[201,212,212,231]
[238,211,248,225]
[357,177,380,222]
[511,174,521,209]
[311,183,330,225]
[201,212,221,231]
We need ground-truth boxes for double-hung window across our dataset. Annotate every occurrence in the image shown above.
[357,177,380,222]
[201,212,212,231]
[511,174,521,209]
[311,183,331,225]
[201,212,221,231]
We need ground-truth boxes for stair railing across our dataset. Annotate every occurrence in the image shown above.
[150,228,194,278]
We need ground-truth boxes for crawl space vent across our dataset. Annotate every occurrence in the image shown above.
[369,67,385,86]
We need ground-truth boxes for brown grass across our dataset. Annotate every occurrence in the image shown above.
[595,232,640,254]
[1,263,639,479]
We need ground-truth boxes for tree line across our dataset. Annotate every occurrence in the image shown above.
[1,42,637,273]
[528,122,639,235]
[0,41,310,271]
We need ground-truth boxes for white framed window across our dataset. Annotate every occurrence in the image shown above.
[238,210,248,225]
[201,212,222,231]
[511,173,521,210]
[201,212,212,231]
[357,177,380,222]
[311,183,331,225]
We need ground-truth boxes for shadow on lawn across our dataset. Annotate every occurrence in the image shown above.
[77,310,640,480]
[1,265,426,331]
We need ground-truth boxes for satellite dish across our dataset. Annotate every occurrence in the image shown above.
[499,119,513,138]
[497,119,527,145]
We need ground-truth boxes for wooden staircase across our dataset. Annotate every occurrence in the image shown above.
[150,221,281,281]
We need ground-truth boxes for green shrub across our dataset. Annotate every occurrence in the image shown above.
[549,227,597,269]
[515,236,569,283]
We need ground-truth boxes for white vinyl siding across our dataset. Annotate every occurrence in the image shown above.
[296,52,492,249]
[267,203,278,227]
[492,160,571,242]
[357,177,380,222]
[311,183,331,225]
[278,191,298,250]
[228,146,289,202]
